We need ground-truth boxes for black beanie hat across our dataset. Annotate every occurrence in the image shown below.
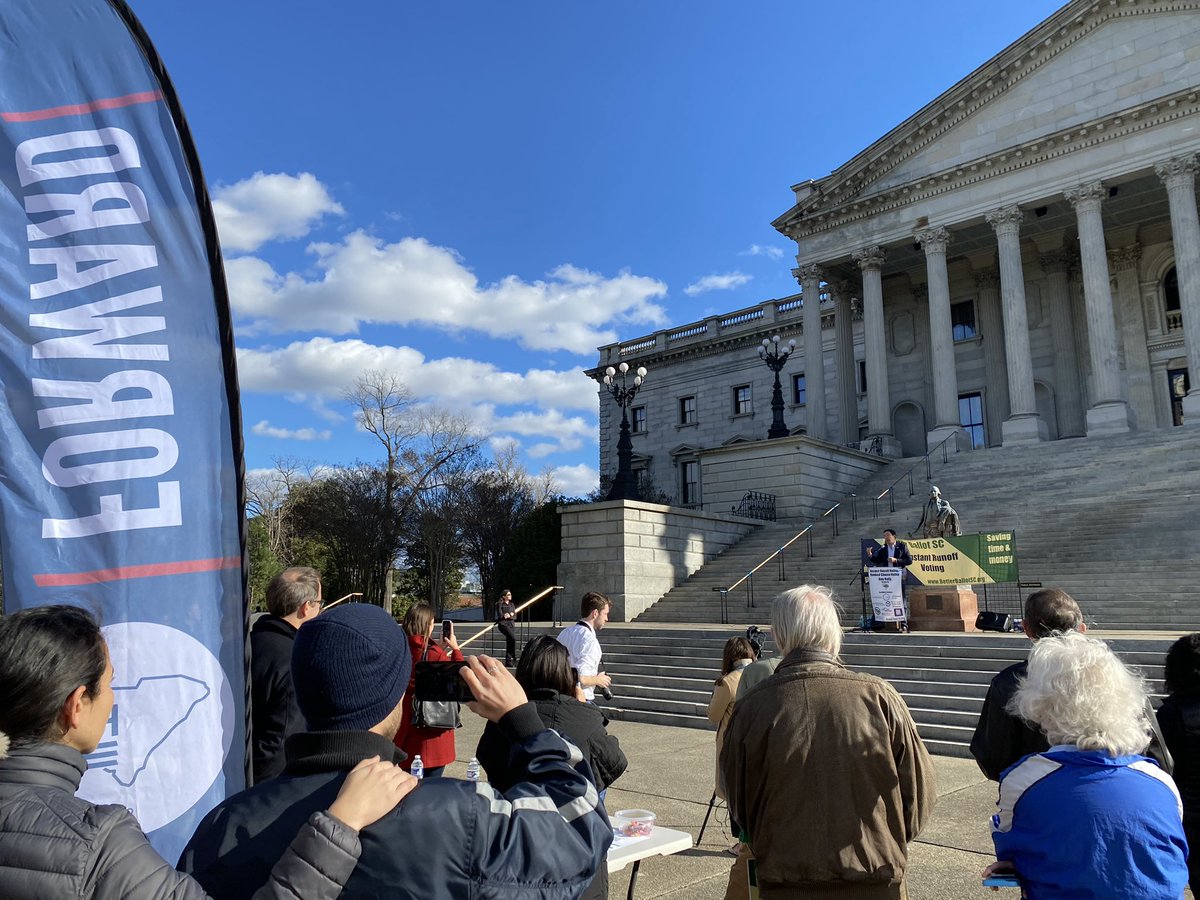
[292,602,412,731]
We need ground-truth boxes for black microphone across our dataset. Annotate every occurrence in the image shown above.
[597,685,614,701]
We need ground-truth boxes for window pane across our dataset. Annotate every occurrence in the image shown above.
[793,373,806,405]
[952,300,977,341]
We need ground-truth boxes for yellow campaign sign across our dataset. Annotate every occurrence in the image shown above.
[860,532,1018,587]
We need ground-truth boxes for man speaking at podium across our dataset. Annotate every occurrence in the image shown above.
[867,529,912,578]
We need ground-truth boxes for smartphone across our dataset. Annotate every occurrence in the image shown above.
[981,874,1020,888]
[414,660,474,703]
[441,618,453,640]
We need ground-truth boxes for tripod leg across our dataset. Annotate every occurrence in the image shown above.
[696,792,717,846]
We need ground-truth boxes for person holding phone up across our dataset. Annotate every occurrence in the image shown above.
[394,602,464,778]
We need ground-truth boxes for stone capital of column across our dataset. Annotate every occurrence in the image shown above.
[1107,244,1142,273]
[852,245,886,271]
[985,205,1024,235]
[829,278,853,301]
[974,269,1000,291]
[914,226,951,255]
[911,283,929,303]
[1065,180,1106,211]
[850,296,864,318]
[1154,155,1199,190]
[795,263,824,284]
[1038,250,1075,275]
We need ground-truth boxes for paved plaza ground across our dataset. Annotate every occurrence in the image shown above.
[445,710,1193,900]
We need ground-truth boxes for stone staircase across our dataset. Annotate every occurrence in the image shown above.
[453,622,1174,758]
[470,624,1171,757]
[634,427,1200,631]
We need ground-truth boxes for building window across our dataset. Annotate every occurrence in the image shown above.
[681,460,700,506]
[857,360,867,395]
[733,385,752,416]
[679,396,696,425]
[959,392,985,449]
[792,373,806,406]
[630,406,647,433]
[1165,267,1182,332]
[951,300,977,341]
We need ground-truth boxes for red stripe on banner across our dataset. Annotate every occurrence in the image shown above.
[1,90,163,123]
[33,555,240,587]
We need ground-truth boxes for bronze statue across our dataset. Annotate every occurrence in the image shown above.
[915,485,961,538]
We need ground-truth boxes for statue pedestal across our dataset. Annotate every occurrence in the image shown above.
[908,587,979,632]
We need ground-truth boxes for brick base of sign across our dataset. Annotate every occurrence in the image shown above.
[908,587,980,632]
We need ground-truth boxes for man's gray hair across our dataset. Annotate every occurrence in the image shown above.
[771,584,843,658]
[1009,631,1150,756]
[266,567,321,618]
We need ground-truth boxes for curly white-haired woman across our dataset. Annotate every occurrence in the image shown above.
[984,631,1187,898]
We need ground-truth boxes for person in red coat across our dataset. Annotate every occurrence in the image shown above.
[394,602,464,778]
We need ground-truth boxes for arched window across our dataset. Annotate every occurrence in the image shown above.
[1164,267,1182,332]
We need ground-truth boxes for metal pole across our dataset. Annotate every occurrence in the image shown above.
[832,507,839,537]
[889,489,896,514]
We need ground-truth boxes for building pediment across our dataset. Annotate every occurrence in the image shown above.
[774,0,1200,238]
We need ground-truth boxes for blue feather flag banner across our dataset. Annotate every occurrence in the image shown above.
[0,0,248,861]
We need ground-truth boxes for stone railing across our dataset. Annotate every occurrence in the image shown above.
[1167,309,1183,332]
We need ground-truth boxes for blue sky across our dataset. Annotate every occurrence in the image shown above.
[133,0,1064,494]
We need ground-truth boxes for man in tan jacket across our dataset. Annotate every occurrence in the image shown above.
[720,585,936,900]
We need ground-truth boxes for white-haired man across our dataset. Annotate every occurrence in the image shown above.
[720,585,936,899]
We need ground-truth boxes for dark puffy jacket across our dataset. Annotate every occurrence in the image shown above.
[250,614,303,783]
[1158,689,1200,824]
[476,689,627,792]
[0,741,361,900]
[179,704,612,900]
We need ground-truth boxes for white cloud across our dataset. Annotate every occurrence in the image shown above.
[741,244,786,260]
[251,420,333,441]
[549,464,599,498]
[224,231,668,354]
[213,172,344,253]
[236,338,599,452]
[683,271,753,296]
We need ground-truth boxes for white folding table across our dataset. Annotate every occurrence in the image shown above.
[606,826,693,900]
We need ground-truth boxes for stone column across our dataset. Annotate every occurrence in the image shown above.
[1109,245,1155,428]
[1155,156,1200,423]
[973,269,1009,447]
[831,279,858,447]
[1039,251,1086,438]
[794,264,828,440]
[914,226,967,448]
[1064,181,1133,435]
[986,205,1048,444]
[853,246,901,456]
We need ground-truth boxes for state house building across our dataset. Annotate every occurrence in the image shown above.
[593,0,1200,508]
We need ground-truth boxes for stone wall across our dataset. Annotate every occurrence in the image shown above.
[556,500,760,622]
[698,436,888,522]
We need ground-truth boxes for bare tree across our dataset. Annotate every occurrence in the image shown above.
[458,445,540,617]
[344,370,484,605]
[244,456,311,564]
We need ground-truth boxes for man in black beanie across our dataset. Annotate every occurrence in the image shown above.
[179,603,611,899]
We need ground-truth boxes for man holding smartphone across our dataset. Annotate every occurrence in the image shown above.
[556,592,612,702]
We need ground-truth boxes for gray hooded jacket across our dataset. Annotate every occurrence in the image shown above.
[0,740,361,900]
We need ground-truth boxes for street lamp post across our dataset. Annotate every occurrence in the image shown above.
[758,334,797,439]
[602,362,648,501]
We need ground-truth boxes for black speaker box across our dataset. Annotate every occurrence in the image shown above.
[976,611,1014,632]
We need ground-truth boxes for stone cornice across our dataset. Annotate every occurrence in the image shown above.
[774,0,1200,236]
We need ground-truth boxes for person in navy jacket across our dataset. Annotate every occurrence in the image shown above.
[180,603,611,900]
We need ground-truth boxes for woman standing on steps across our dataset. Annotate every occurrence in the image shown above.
[708,636,757,853]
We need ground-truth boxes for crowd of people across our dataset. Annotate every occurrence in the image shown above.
[3,571,1199,899]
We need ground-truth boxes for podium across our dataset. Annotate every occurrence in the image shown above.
[908,586,979,632]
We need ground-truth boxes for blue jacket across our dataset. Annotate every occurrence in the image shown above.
[991,746,1188,899]
[179,704,612,900]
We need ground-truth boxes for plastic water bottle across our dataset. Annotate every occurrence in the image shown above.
[411,755,424,780]
[466,757,480,782]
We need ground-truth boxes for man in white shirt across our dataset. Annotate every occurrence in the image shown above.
[556,592,612,701]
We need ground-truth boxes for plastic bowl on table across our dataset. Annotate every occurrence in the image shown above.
[612,808,656,837]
